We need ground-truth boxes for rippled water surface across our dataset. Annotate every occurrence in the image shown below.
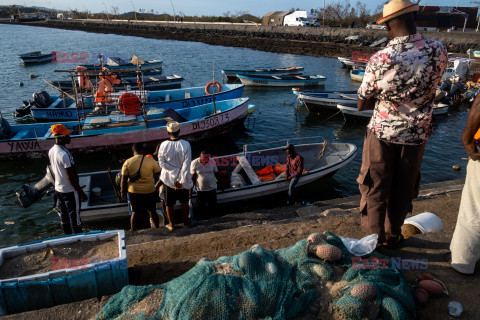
[0,24,468,247]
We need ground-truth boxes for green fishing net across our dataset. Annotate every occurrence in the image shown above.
[96,232,415,320]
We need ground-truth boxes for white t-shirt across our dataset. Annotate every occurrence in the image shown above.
[48,144,75,193]
[190,158,218,192]
[158,139,193,189]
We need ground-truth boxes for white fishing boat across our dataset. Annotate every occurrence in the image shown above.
[237,74,326,87]
[294,90,357,112]
[17,141,357,222]
[350,70,365,82]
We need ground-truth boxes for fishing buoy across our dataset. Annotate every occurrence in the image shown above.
[452,165,461,171]
[19,82,24,87]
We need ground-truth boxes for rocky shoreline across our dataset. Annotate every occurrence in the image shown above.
[4,19,478,58]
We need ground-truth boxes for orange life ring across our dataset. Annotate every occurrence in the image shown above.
[205,81,222,95]
[118,92,141,116]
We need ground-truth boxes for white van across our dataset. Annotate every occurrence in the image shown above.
[284,11,313,27]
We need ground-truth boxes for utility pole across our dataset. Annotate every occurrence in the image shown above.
[323,0,326,27]
[170,0,176,22]
[129,1,137,20]
[102,2,109,21]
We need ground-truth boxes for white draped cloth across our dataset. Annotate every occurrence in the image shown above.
[450,159,480,274]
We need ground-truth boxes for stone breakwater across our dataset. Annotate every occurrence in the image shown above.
[4,19,478,57]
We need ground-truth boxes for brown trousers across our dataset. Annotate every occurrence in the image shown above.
[357,129,425,243]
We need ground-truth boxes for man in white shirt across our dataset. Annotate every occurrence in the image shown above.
[191,151,218,220]
[158,121,193,230]
[48,124,87,234]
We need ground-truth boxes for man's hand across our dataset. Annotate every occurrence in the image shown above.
[464,142,480,161]
[357,98,375,111]
[78,189,88,202]
[175,181,183,190]
[121,191,127,201]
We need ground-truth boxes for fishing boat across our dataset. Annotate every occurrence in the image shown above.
[237,74,326,87]
[0,98,250,160]
[222,67,304,82]
[337,57,367,70]
[79,56,163,71]
[18,51,53,64]
[350,70,365,82]
[16,141,357,222]
[25,84,245,121]
[52,74,183,92]
[295,90,357,112]
[337,102,449,121]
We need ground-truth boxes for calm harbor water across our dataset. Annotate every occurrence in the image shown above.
[0,24,468,247]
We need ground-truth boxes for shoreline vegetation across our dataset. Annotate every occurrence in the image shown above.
[1,19,478,59]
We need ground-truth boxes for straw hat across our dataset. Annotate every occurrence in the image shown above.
[377,0,419,25]
[166,121,180,133]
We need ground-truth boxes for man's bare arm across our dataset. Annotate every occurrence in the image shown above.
[462,93,480,161]
[357,98,376,111]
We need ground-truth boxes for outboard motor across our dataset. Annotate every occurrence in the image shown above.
[13,101,32,117]
[439,79,452,93]
[0,111,11,139]
[16,166,55,208]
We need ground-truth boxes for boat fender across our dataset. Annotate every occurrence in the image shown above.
[205,81,222,95]
[0,111,11,139]
[118,93,141,116]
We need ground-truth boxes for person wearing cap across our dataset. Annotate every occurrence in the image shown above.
[121,143,161,232]
[276,144,304,205]
[157,121,193,230]
[356,0,448,248]
[48,124,87,234]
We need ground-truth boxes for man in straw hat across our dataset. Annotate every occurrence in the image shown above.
[157,121,194,230]
[356,0,447,248]
[48,124,87,234]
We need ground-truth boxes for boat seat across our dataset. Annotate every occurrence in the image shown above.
[296,76,307,80]
[272,76,282,80]
[237,156,261,185]
[11,129,34,140]
[185,92,191,99]
[165,94,171,101]
[50,98,63,108]
[163,109,188,123]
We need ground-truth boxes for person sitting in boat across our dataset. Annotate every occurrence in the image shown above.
[157,121,194,231]
[276,144,304,205]
[191,150,219,220]
[121,143,161,232]
[94,68,120,113]
[48,124,87,235]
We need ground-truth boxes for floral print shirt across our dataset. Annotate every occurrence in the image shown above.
[358,33,448,145]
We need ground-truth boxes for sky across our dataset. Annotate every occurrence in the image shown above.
[0,0,476,17]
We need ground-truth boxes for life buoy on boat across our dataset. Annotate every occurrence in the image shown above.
[205,81,222,95]
[118,92,141,116]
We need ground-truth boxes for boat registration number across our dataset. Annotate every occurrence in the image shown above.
[192,113,230,131]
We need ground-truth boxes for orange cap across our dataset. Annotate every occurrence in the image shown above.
[146,154,154,159]
[50,124,71,136]
[475,128,480,141]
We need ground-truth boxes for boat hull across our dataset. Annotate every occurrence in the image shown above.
[238,75,326,87]
[298,92,357,112]
[19,54,53,64]
[0,100,249,160]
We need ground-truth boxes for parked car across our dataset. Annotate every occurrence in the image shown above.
[366,22,387,30]
[310,20,321,27]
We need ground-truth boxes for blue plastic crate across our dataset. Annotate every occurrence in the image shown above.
[0,230,127,315]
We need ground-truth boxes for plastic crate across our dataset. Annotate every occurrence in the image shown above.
[0,230,127,315]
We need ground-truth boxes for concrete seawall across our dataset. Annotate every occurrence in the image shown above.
[5,19,477,58]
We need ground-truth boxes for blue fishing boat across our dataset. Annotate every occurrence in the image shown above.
[0,98,251,160]
[222,67,304,82]
[237,74,326,87]
[79,56,163,71]
[52,74,182,92]
[18,51,53,64]
[25,84,244,121]
[294,90,358,112]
